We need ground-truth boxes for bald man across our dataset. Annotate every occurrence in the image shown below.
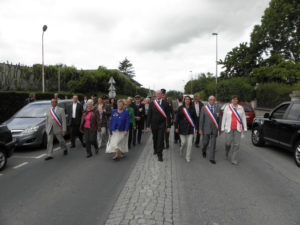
[199,96,221,164]
[146,90,171,162]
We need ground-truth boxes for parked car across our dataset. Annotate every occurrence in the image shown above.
[1,100,72,148]
[251,101,300,167]
[0,125,16,170]
[220,103,255,127]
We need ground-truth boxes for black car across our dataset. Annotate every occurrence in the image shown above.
[1,100,72,148]
[251,101,300,167]
[0,125,16,170]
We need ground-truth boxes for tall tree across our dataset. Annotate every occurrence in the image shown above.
[118,57,135,78]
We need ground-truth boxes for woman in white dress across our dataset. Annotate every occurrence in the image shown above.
[106,100,130,160]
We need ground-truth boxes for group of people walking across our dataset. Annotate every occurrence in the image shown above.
[44,90,247,165]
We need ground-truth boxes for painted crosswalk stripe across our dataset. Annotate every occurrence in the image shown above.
[13,162,28,169]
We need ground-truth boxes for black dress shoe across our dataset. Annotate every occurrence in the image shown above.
[153,152,157,155]
[210,160,216,164]
[86,154,92,158]
[45,156,53,161]
[158,156,163,162]
[202,152,206,158]
[63,150,68,155]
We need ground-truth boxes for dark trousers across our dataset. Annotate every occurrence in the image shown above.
[133,120,143,144]
[195,132,200,145]
[152,125,165,157]
[84,128,98,155]
[164,131,170,147]
[70,120,84,146]
[128,123,133,148]
[174,131,180,143]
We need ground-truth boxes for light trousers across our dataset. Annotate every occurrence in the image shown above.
[180,134,193,161]
[47,128,67,157]
[225,129,241,163]
[97,127,107,149]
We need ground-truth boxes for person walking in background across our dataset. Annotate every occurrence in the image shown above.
[91,94,97,106]
[146,90,171,162]
[125,99,136,149]
[80,100,99,158]
[144,97,150,129]
[83,96,88,110]
[199,96,221,164]
[25,93,36,104]
[110,98,117,109]
[107,100,130,160]
[173,95,183,144]
[54,93,60,100]
[161,89,172,149]
[95,96,107,151]
[45,98,68,160]
[175,96,197,162]
[193,93,204,148]
[133,95,145,145]
[221,95,247,165]
[67,95,85,148]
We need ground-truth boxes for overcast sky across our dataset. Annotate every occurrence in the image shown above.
[0,0,270,92]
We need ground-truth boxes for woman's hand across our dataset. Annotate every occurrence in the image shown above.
[175,129,179,133]
[133,126,136,130]
[124,131,128,136]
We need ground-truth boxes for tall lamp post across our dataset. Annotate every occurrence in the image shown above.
[190,70,193,94]
[212,32,218,98]
[42,25,48,93]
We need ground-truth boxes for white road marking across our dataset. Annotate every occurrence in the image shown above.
[13,162,28,169]
[35,154,46,159]
[0,173,3,176]
[12,155,37,159]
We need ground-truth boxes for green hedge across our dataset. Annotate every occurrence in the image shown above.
[256,83,292,108]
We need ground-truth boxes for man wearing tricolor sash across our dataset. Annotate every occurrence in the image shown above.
[199,96,221,164]
[146,90,171,162]
[220,95,247,165]
[45,98,68,160]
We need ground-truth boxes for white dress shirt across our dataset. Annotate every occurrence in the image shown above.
[194,102,200,117]
[72,103,77,118]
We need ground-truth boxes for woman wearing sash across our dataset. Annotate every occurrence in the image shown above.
[175,96,197,162]
[220,95,247,165]
[106,100,130,160]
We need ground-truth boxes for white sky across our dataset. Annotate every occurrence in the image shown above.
[0,0,270,92]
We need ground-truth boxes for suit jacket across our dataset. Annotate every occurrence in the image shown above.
[193,101,204,130]
[109,109,130,132]
[133,103,145,126]
[199,104,221,135]
[46,106,67,134]
[146,99,171,129]
[67,102,83,126]
[175,105,197,135]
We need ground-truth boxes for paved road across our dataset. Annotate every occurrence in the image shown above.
[1,131,300,225]
[173,132,300,225]
[0,135,146,225]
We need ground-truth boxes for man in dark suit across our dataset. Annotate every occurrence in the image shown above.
[193,93,204,148]
[133,95,145,145]
[67,95,85,148]
[161,89,173,149]
[146,90,171,161]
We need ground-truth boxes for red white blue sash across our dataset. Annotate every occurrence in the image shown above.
[49,108,62,128]
[153,100,167,118]
[228,104,243,128]
[182,107,195,128]
[204,105,218,129]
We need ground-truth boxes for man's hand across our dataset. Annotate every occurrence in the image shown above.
[146,127,150,132]
[62,131,67,136]
[175,129,179,133]
[133,126,136,130]
[135,116,141,121]
[124,131,128,136]
[166,128,171,133]
[199,130,203,135]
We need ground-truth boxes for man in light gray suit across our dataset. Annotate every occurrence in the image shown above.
[199,96,221,164]
[45,98,68,160]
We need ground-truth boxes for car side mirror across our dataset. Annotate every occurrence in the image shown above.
[264,113,270,118]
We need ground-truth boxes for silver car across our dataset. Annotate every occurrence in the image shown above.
[1,100,72,148]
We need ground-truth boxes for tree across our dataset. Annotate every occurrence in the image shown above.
[118,57,135,78]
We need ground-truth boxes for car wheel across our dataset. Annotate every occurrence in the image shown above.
[41,133,47,149]
[252,127,265,146]
[0,149,7,171]
[294,141,300,168]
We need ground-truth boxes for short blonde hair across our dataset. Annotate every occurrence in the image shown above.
[117,99,124,105]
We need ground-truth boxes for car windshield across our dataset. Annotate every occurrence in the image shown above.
[14,103,50,118]
[243,105,253,112]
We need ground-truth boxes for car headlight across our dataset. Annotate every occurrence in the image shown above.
[22,125,39,134]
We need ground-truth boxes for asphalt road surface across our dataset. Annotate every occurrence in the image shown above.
[1,131,300,225]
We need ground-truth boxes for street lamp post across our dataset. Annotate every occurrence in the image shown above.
[212,32,218,98]
[42,25,48,93]
[190,70,193,94]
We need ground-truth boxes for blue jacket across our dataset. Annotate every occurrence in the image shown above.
[109,109,130,132]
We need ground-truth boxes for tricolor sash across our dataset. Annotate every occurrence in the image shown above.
[153,100,167,118]
[228,104,243,128]
[49,108,62,128]
[204,105,218,130]
[182,107,195,128]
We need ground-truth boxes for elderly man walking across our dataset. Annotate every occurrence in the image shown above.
[146,90,171,161]
[199,96,221,164]
[45,98,68,160]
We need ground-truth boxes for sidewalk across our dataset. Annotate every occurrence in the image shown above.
[104,134,180,225]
